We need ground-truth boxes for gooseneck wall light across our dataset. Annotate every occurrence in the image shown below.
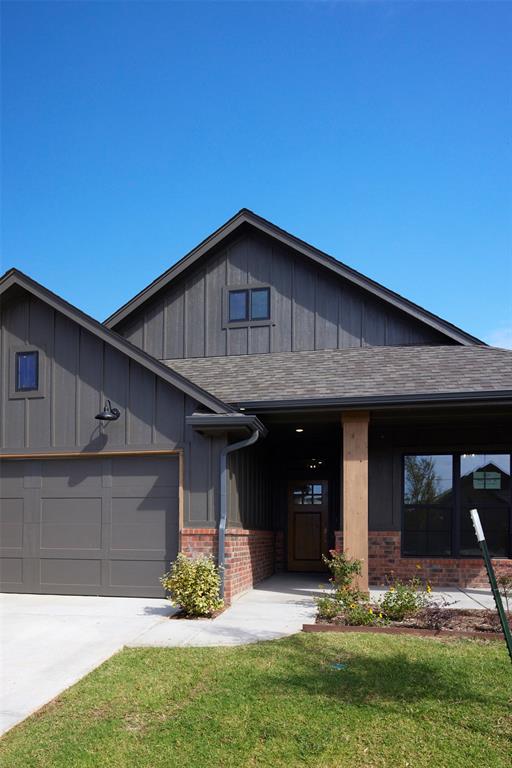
[95,400,121,421]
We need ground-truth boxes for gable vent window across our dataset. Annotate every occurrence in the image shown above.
[228,287,270,323]
[16,350,39,392]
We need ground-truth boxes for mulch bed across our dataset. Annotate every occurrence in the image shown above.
[306,608,512,641]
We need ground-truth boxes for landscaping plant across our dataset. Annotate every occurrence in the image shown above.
[378,575,430,621]
[316,550,386,625]
[160,553,223,617]
[497,574,512,613]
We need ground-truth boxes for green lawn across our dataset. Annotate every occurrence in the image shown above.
[1,634,511,768]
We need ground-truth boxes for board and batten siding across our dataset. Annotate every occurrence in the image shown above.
[0,293,185,453]
[116,229,450,359]
[0,291,224,528]
[228,442,272,530]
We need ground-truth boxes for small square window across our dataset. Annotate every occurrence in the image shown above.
[16,350,39,392]
[250,288,270,320]
[229,290,249,322]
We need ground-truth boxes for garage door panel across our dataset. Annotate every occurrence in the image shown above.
[0,455,179,596]
[111,486,179,499]
[111,498,172,552]
[109,559,168,588]
[0,498,24,550]
[0,557,24,585]
[111,456,179,487]
[42,460,103,490]
[40,558,102,587]
[40,497,103,550]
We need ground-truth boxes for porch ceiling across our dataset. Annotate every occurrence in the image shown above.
[164,346,512,409]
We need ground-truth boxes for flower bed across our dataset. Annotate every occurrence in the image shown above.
[313,550,511,640]
[313,607,511,636]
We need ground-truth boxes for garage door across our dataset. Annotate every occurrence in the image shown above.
[0,455,179,597]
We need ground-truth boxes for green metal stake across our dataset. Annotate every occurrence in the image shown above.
[470,508,512,664]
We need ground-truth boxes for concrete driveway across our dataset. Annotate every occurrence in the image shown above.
[0,593,173,735]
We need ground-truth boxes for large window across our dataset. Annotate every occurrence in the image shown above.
[403,453,511,558]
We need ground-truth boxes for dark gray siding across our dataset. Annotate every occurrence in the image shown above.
[116,230,450,359]
[368,417,512,531]
[0,292,185,453]
[184,395,225,528]
[228,443,272,529]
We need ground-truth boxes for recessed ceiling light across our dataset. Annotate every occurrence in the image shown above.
[239,407,246,411]
[295,428,304,433]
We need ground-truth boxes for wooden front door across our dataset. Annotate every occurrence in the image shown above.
[287,479,328,571]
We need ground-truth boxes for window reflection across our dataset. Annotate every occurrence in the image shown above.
[404,455,452,504]
[460,454,510,557]
[293,483,324,505]
[403,453,511,558]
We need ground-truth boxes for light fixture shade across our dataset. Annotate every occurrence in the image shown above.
[95,400,121,421]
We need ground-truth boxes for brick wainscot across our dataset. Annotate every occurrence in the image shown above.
[336,530,512,588]
[180,528,275,603]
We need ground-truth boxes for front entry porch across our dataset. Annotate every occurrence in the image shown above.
[182,404,511,603]
[261,405,512,595]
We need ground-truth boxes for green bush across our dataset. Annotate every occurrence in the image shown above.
[160,553,224,617]
[343,602,386,626]
[317,551,370,623]
[316,596,341,620]
[323,550,362,591]
[379,577,430,621]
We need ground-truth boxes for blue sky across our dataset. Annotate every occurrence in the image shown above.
[2,1,511,345]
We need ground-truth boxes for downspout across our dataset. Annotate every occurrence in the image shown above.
[219,428,260,599]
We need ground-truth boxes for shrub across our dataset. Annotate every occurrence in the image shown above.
[317,550,371,624]
[497,574,512,612]
[379,576,430,621]
[316,596,341,621]
[323,550,362,591]
[160,553,223,617]
[343,602,387,626]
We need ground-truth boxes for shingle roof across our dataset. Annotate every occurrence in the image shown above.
[164,346,512,408]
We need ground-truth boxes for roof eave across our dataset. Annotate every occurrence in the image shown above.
[186,412,268,437]
[230,390,512,414]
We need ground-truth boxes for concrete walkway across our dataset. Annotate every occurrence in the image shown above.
[131,575,498,649]
[370,586,497,610]
[130,573,325,648]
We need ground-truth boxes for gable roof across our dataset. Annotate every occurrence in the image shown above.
[104,208,484,346]
[0,268,234,415]
[165,346,512,411]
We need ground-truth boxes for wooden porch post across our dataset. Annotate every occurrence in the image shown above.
[342,411,369,592]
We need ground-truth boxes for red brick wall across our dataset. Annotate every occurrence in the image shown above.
[334,529,512,588]
[274,530,285,572]
[180,528,275,603]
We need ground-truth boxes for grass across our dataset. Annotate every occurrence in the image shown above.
[1,634,511,768]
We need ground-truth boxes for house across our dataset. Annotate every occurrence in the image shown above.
[1,209,511,602]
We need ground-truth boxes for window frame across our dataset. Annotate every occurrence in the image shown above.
[401,451,512,559]
[223,284,272,328]
[9,345,46,399]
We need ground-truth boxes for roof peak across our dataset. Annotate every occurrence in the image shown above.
[103,210,484,346]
